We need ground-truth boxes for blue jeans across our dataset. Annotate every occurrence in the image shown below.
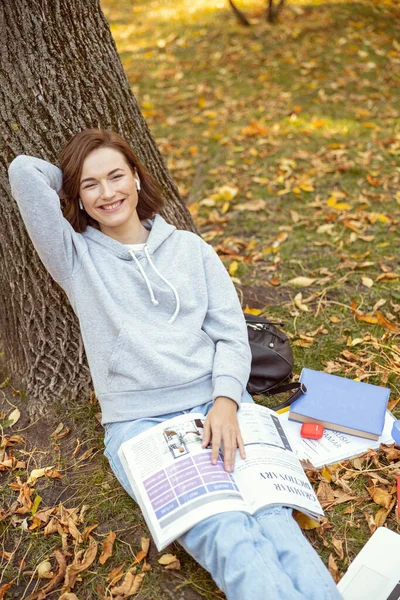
[103,392,341,600]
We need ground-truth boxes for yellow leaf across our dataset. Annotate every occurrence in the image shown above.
[37,560,53,579]
[243,305,261,316]
[27,466,55,484]
[294,293,309,312]
[293,512,320,530]
[329,316,341,323]
[321,466,332,482]
[361,277,374,288]
[288,276,316,287]
[229,261,238,276]
[31,495,42,515]
[7,408,20,426]
[300,184,314,192]
[356,314,378,324]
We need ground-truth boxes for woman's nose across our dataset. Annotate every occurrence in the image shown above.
[100,182,115,199]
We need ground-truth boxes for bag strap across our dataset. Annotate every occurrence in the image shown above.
[264,382,307,412]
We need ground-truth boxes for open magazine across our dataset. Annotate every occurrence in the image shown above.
[118,403,324,550]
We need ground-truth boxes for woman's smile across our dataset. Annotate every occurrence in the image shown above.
[98,198,125,212]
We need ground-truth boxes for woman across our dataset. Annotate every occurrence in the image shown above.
[8,129,341,600]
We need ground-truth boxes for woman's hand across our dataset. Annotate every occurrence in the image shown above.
[202,396,246,472]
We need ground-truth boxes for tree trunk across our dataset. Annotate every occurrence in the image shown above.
[0,0,196,417]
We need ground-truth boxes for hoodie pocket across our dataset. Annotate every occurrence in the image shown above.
[106,321,215,391]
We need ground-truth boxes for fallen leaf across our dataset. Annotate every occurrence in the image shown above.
[328,553,339,582]
[293,512,320,530]
[367,485,393,508]
[229,261,238,276]
[37,560,53,579]
[331,537,344,560]
[7,408,20,427]
[0,581,14,599]
[106,563,125,584]
[27,466,55,485]
[26,550,67,600]
[99,531,116,565]
[59,594,80,600]
[243,305,261,316]
[288,276,316,287]
[110,570,144,597]
[356,314,378,325]
[376,272,399,282]
[361,276,373,288]
[376,312,399,333]
[158,553,179,566]
[294,293,309,312]
[63,536,97,591]
[329,316,341,323]
[236,199,266,211]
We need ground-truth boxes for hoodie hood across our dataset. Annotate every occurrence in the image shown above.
[83,214,181,323]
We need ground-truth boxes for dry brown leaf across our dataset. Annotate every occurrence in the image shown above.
[82,523,98,541]
[374,507,391,528]
[157,553,178,566]
[328,553,339,583]
[141,537,150,555]
[111,570,144,597]
[367,485,393,509]
[59,594,80,600]
[63,536,97,591]
[236,199,266,212]
[142,560,152,572]
[99,531,116,565]
[331,537,344,560]
[376,272,399,282]
[164,559,181,570]
[106,563,126,585]
[26,550,67,600]
[0,581,14,599]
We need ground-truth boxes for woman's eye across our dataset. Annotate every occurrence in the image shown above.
[112,175,122,180]
[85,183,96,189]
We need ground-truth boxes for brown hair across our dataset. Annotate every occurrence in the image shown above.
[59,129,164,232]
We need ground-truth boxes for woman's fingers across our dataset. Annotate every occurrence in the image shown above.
[202,417,211,448]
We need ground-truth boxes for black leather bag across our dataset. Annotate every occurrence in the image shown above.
[244,313,306,410]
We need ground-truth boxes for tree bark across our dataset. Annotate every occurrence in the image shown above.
[0,0,196,416]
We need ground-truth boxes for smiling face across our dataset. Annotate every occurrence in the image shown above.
[79,146,145,242]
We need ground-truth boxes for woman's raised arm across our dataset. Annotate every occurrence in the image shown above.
[8,155,86,285]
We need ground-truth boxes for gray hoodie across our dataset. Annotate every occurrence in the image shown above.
[8,155,252,424]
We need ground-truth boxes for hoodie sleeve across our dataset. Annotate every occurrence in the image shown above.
[201,242,252,407]
[8,155,85,284]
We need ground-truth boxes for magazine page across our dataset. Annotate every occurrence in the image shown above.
[118,412,248,551]
[234,404,324,519]
[279,410,396,468]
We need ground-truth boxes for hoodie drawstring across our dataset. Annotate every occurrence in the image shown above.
[128,247,181,324]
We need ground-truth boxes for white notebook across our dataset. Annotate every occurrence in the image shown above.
[337,528,400,600]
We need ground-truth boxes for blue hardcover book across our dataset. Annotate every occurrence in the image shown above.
[288,368,390,440]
